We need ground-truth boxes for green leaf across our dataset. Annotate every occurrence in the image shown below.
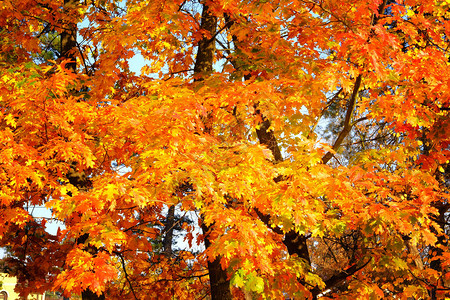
[246,273,264,293]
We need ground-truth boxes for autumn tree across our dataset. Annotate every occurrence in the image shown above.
[1,0,450,299]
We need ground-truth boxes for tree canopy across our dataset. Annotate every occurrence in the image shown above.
[0,0,449,299]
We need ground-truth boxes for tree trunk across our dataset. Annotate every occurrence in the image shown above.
[163,205,175,256]
[193,5,216,79]
[429,203,448,300]
[223,13,313,268]
[193,4,232,300]
[60,1,104,299]
[419,132,449,300]
[81,290,106,300]
[222,12,313,293]
[254,111,311,264]
[61,0,77,73]
[202,224,233,300]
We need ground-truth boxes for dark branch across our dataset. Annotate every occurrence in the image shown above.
[322,74,362,164]
[311,258,371,298]
[117,251,139,300]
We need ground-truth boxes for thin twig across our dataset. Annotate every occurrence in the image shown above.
[117,251,139,300]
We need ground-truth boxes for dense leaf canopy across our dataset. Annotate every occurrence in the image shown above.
[0,0,449,299]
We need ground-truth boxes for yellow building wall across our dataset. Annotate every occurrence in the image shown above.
[0,273,43,300]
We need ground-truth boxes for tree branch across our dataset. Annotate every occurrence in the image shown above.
[322,74,362,164]
[117,251,139,300]
[311,258,371,298]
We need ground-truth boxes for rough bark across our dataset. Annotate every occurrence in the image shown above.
[202,224,233,300]
[255,116,283,163]
[61,0,77,73]
[193,5,217,80]
[163,205,176,256]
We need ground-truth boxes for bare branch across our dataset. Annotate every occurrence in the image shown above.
[322,74,362,164]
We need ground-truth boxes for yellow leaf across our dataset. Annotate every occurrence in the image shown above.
[105,184,119,200]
